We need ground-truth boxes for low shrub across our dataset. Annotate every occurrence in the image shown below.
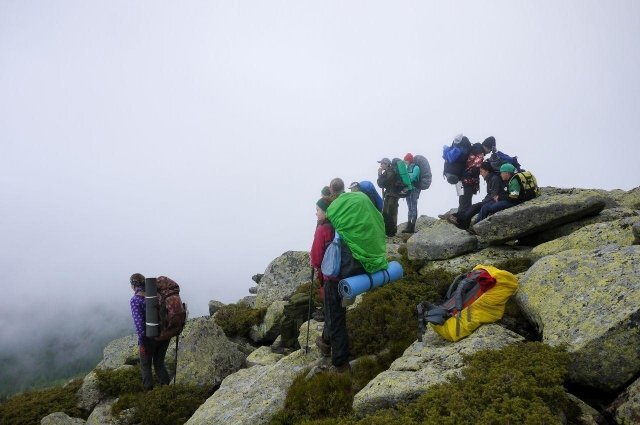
[0,379,86,425]
[111,384,208,425]
[214,303,267,338]
[95,366,143,396]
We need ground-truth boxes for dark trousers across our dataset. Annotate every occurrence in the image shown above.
[458,185,475,211]
[323,279,349,367]
[476,200,516,222]
[406,188,421,223]
[140,337,171,390]
[454,201,484,229]
[382,195,399,236]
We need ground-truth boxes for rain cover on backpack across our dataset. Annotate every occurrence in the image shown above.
[430,265,518,342]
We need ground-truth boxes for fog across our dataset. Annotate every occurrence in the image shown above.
[1,1,639,389]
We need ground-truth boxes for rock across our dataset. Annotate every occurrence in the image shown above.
[531,218,637,259]
[76,370,102,412]
[519,207,639,246]
[238,296,256,307]
[248,286,258,294]
[407,219,478,261]
[418,246,533,277]
[352,324,524,417]
[386,243,402,260]
[255,251,311,308]
[296,319,324,353]
[208,300,225,316]
[172,316,246,388]
[246,346,284,367]
[515,245,640,391]
[41,412,86,425]
[85,398,135,425]
[633,222,640,244]
[185,349,321,425]
[609,376,640,425]
[252,274,263,284]
[249,301,286,344]
[607,186,640,210]
[97,335,138,370]
[472,191,607,244]
[566,394,601,425]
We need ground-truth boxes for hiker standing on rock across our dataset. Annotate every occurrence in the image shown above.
[402,153,421,233]
[310,196,335,359]
[130,273,171,390]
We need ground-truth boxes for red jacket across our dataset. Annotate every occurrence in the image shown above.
[310,219,335,297]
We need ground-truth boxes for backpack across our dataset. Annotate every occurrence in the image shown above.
[393,158,412,194]
[412,155,433,190]
[416,269,496,340]
[489,151,523,173]
[510,171,541,201]
[320,232,341,279]
[442,135,471,184]
[155,276,188,341]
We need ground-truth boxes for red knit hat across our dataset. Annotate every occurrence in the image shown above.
[404,153,414,162]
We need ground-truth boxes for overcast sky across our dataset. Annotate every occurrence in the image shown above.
[2,0,639,342]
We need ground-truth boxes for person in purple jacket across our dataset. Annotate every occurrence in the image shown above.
[130,273,170,390]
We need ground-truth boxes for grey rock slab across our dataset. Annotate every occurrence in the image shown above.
[407,219,478,260]
[255,251,311,308]
[41,412,86,425]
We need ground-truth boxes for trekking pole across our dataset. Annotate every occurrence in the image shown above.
[173,334,179,385]
[304,268,315,354]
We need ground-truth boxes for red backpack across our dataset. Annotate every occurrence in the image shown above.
[156,276,187,341]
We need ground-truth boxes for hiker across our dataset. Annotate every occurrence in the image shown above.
[329,177,345,199]
[310,196,335,358]
[444,161,503,229]
[321,186,331,197]
[320,184,388,372]
[457,142,486,211]
[475,163,533,223]
[129,273,171,390]
[482,136,522,172]
[349,180,383,212]
[376,157,404,237]
[402,153,421,233]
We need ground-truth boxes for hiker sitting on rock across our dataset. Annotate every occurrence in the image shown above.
[445,161,503,230]
[475,163,524,223]
[130,273,171,390]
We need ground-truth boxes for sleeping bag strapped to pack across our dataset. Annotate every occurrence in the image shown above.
[442,135,471,184]
[416,265,518,342]
[412,155,432,190]
[393,158,412,192]
[489,151,523,173]
[510,171,541,201]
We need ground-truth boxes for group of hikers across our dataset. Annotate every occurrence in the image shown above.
[129,135,541,386]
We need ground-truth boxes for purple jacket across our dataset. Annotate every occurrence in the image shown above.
[130,294,145,345]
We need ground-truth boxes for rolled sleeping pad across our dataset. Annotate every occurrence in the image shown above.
[145,277,159,338]
[338,261,404,299]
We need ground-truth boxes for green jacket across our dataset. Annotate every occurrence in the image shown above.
[326,192,388,274]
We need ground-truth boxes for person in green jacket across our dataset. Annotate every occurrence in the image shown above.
[402,153,421,233]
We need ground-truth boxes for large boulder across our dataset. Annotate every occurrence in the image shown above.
[208,300,225,316]
[407,219,478,261]
[255,251,311,308]
[609,376,640,425]
[515,245,640,391]
[607,186,640,210]
[531,218,638,259]
[249,301,286,344]
[352,324,524,417]
[41,412,85,425]
[418,245,533,277]
[172,316,246,388]
[245,346,283,367]
[472,191,607,244]
[519,207,639,247]
[96,335,138,370]
[76,370,102,412]
[185,349,322,425]
[86,398,135,425]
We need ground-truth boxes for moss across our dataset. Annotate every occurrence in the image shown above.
[214,303,267,338]
[112,384,208,425]
[95,366,143,396]
[491,256,534,275]
[0,379,86,425]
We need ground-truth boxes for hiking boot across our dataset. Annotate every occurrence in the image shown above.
[315,336,331,357]
[401,220,415,233]
[445,215,459,226]
[438,213,449,220]
[467,226,477,235]
[270,345,292,355]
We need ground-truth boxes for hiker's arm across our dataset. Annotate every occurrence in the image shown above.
[310,225,334,269]
[507,178,521,201]
[130,296,146,346]
[409,165,420,182]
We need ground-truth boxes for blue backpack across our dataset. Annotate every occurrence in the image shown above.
[442,135,471,184]
[489,151,523,172]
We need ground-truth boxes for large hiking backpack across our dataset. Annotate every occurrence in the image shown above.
[416,265,519,342]
[412,155,432,190]
[442,135,471,184]
[510,171,541,201]
[393,158,411,194]
[156,276,187,341]
[489,151,522,173]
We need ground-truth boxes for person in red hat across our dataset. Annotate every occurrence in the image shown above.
[402,153,421,233]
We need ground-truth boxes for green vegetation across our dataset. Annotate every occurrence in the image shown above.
[95,366,143,396]
[214,303,267,338]
[0,379,86,425]
[286,342,573,425]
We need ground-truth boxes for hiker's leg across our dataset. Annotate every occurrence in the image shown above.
[407,189,420,223]
[324,280,349,367]
[458,184,474,211]
[457,202,483,229]
[152,339,171,386]
[477,200,512,222]
[382,195,398,236]
[139,340,154,390]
